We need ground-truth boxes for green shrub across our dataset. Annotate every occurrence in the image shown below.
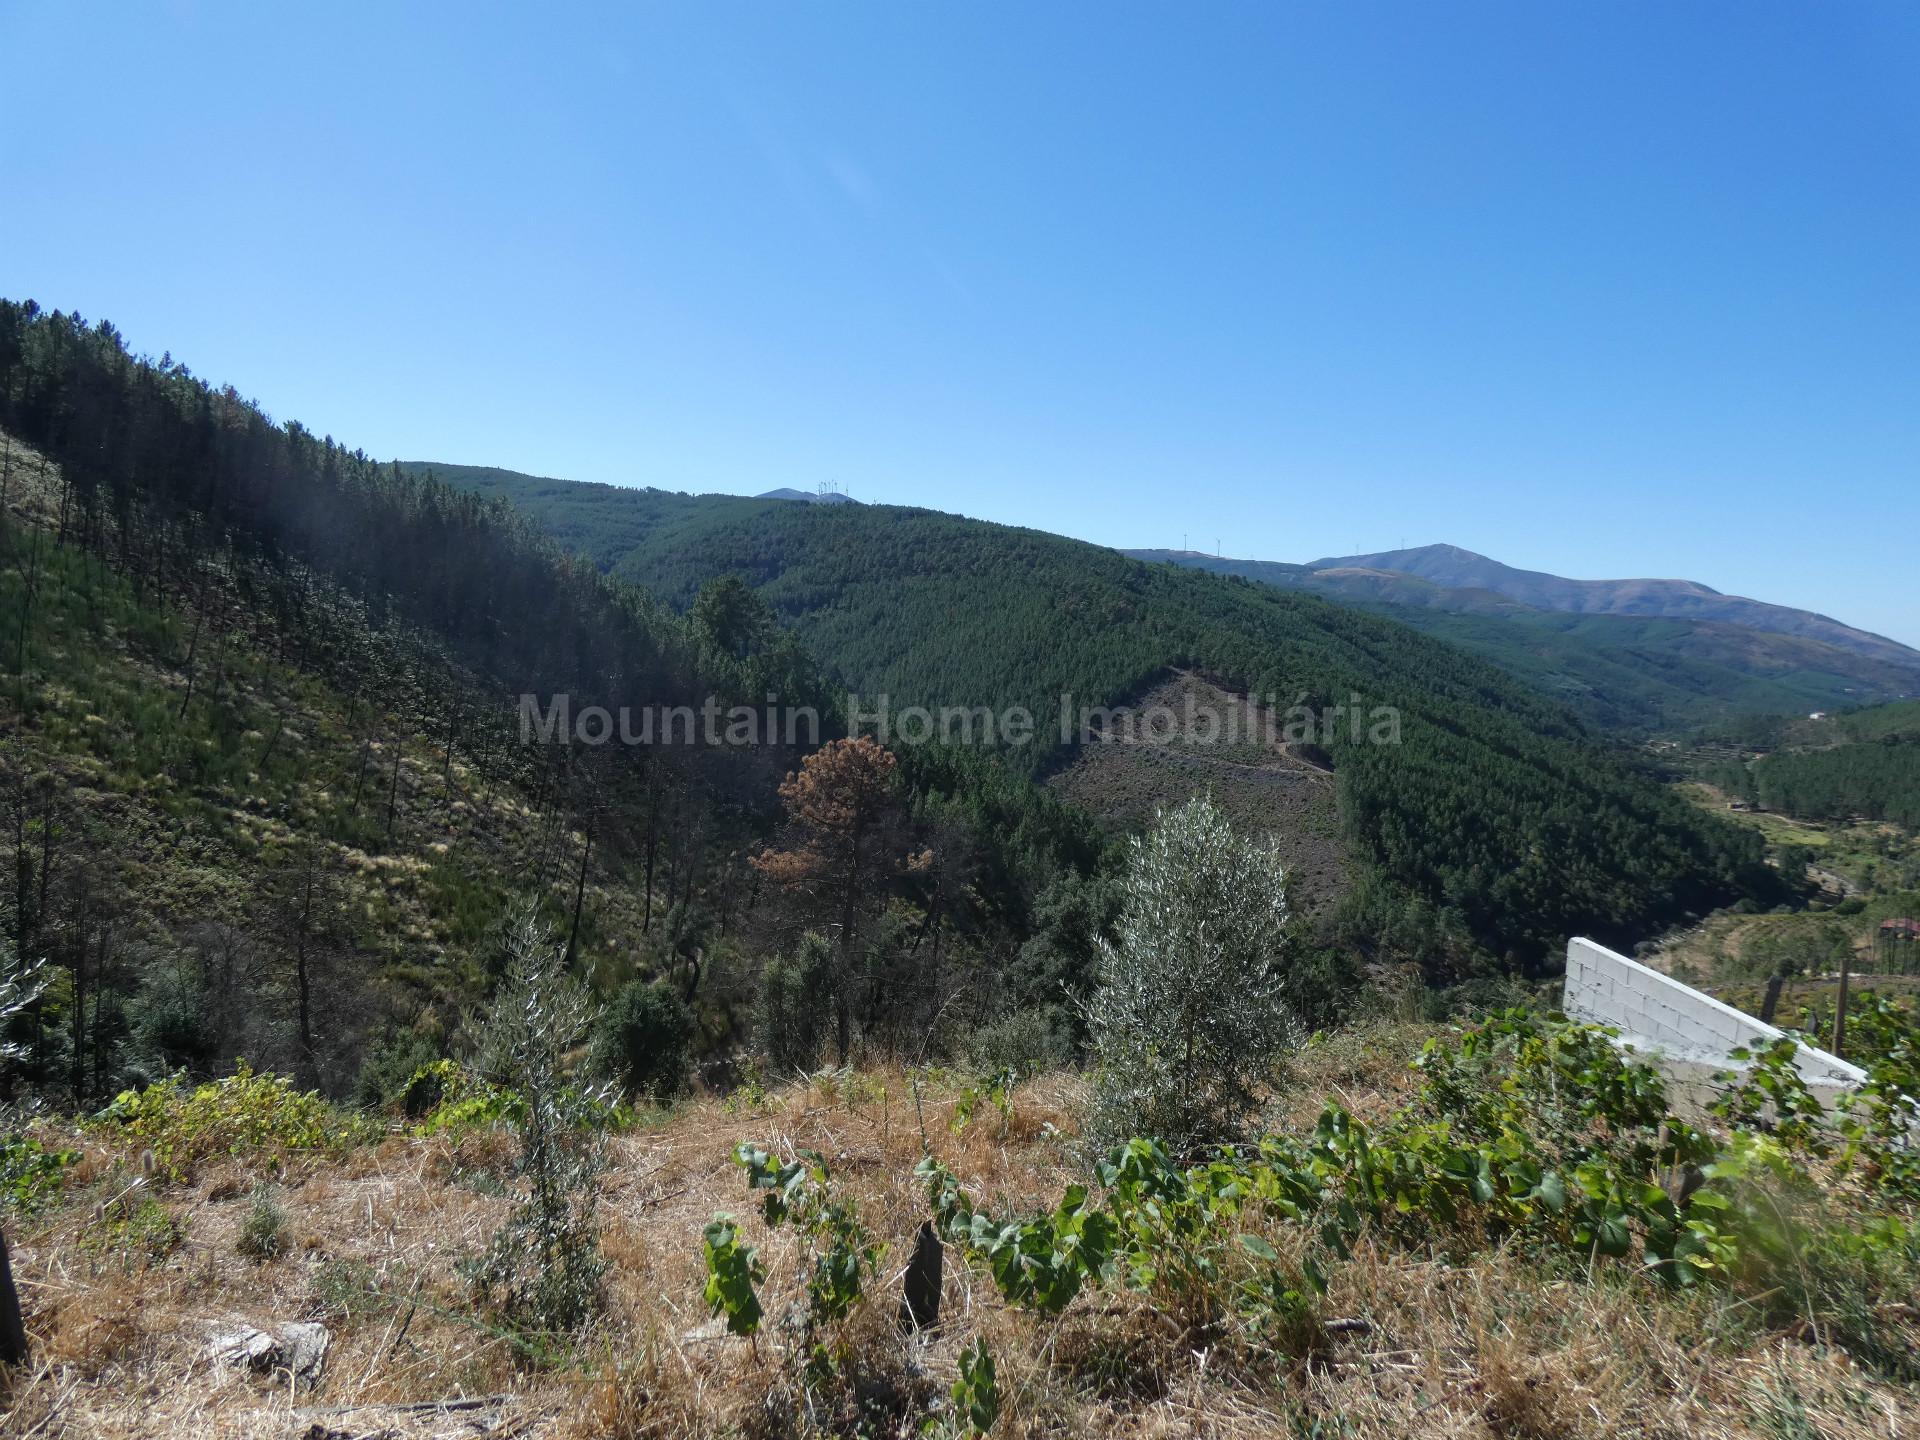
[1792,993,1920,1202]
[948,1067,1019,1140]
[397,1059,522,1134]
[969,1007,1073,1080]
[1419,973,1538,1022]
[593,979,694,1101]
[311,1257,390,1321]
[86,1195,188,1268]
[760,932,832,1074]
[129,955,222,1078]
[1088,794,1301,1153]
[1,1133,79,1215]
[917,1009,1920,1376]
[352,1030,446,1112]
[92,1063,373,1180]
[1008,872,1120,1054]
[701,1215,765,1337]
[462,909,608,1337]
[702,1144,883,1356]
[951,1337,1001,1437]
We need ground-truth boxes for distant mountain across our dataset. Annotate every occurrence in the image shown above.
[1131,551,1524,616]
[1305,544,1916,668]
[1125,546,1920,731]
[759,486,858,504]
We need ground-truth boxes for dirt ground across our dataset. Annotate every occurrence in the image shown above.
[1043,672,1350,915]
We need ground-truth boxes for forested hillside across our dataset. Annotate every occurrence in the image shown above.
[1128,548,1920,730]
[1750,743,1920,830]
[1707,700,1920,830]
[0,302,1094,1102]
[1,310,1912,1440]
[1386,608,1919,733]
[414,462,1780,970]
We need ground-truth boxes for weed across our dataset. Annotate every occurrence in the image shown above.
[0,1132,79,1215]
[235,1182,287,1260]
[84,1195,186,1270]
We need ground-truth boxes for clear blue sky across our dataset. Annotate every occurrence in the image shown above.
[4,2,1916,644]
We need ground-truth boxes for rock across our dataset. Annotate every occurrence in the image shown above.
[208,1319,330,1386]
[900,1220,942,1331]
[679,1316,729,1345]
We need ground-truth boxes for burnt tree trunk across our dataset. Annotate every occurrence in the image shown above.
[384,733,403,844]
[0,1227,27,1366]
[564,824,593,968]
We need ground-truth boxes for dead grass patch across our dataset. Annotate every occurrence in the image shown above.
[5,1062,1920,1438]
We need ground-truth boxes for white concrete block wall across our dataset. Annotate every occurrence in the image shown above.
[1562,937,1865,1094]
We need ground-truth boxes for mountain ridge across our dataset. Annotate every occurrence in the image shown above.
[1299,543,1915,665]
[1125,548,1920,729]
[1126,545,1920,688]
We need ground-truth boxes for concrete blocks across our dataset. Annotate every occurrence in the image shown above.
[1562,936,1866,1100]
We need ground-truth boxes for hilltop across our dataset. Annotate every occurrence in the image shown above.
[758,487,859,505]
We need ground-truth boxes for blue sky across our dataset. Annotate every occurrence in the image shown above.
[3,2,1916,644]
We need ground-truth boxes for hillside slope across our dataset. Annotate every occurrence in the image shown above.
[0,438,684,1096]
[1041,671,1351,913]
[1312,543,1920,667]
[0,304,1097,1105]
[412,461,1777,968]
[8,1017,1919,1439]
[1128,547,1920,730]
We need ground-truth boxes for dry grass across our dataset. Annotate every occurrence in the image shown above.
[4,1033,1917,1438]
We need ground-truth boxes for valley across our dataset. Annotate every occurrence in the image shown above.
[408,457,1777,970]
[0,303,1914,1439]
[7,10,1918,1437]
[1647,703,1920,1020]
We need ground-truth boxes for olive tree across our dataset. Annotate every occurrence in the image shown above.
[465,907,608,1333]
[1087,793,1299,1153]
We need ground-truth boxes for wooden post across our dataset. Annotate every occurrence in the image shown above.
[1759,973,1785,1026]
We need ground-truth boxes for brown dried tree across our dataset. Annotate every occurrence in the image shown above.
[751,737,927,1063]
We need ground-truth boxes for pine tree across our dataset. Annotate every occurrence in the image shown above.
[751,737,922,1062]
